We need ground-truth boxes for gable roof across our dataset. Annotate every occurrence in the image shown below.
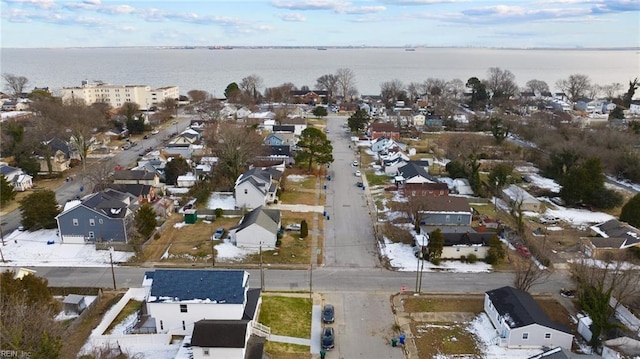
[0,165,21,176]
[398,162,434,181]
[110,184,152,197]
[70,189,138,219]
[268,145,291,157]
[442,232,494,246]
[371,122,399,132]
[146,269,247,304]
[236,206,281,235]
[486,286,571,334]
[191,319,250,348]
[45,138,72,158]
[272,125,295,133]
[113,170,157,181]
[422,196,471,213]
[591,219,640,247]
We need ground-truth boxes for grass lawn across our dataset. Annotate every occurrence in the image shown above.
[403,296,485,313]
[279,189,319,206]
[105,299,142,334]
[260,295,312,358]
[366,173,392,187]
[411,322,481,357]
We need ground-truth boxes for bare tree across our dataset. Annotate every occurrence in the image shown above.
[2,73,29,97]
[335,68,357,102]
[601,82,623,99]
[569,257,640,347]
[406,82,423,102]
[240,74,263,102]
[525,79,550,94]
[82,158,116,192]
[198,97,224,122]
[204,122,266,185]
[380,79,405,107]
[513,259,551,292]
[264,82,295,104]
[315,74,338,104]
[485,67,519,103]
[187,89,209,103]
[556,74,591,102]
[446,78,465,100]
[403,194,430,232]
[423,78,447,97]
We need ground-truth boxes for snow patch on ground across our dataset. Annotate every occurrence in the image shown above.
[215,239,257,261]
[286,174,309,182]
[0,230,134,267]
[206,192,236,210]
[469,313,543,358]
[173,222,189,229]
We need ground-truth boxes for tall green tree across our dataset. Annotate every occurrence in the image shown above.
[295,127,334,172]
[0,174,16,205]
[135,204,157,239]
[312,106,328,118]
[347,109,369,133]
[427,228,444,264]
[490,117,510,144]
[620,193,640,228]
[224,82,241,103]
[485,235,505,265]
[164,157,191,185]
[466,77,488,110]
[19,190,60,230]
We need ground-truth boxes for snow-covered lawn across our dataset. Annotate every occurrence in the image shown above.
[206,192,235,210]
[0,229,134,267]
[286,174,309,182]
[469,313,544,358]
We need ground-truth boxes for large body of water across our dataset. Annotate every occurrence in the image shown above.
[1,47,638,97]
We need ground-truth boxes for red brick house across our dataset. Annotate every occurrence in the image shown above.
[370,122,400,140]
[401,182,449,198]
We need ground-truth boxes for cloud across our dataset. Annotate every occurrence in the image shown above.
[3,0,56,9]
[271,0,385,14]
[338,5,386,14]
[380,0,468,4]
[276,12,306,21]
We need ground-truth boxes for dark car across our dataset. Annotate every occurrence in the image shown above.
[213,227,225,239]
[322,304,334,324]
[321,327,335,350]
[356,181,363,187]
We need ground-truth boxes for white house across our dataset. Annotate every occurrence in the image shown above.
[0,164,33,191]
[629,101,640,115]
[142,269,264,339]
[234,167,282,210]
[484,286,573,349]
[191,319,266,359]
[176,173,197,188]
[502,185,542,213]
[412,114,426,127]
[229,206,281,250]
[397,161,434,184]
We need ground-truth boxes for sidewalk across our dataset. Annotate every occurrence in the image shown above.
[268,203,325,213]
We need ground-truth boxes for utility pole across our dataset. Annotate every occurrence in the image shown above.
[0,246,5,262]
[259,243,264,291]
[309,256,313,300]
[415,252,421,293]
[0,225,4,246]
[109,248,117,290]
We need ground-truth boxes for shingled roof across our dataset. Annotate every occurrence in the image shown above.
[235,206,281,235]
[486,286,571,333]
[191,319,250,348]
[146,269,248,304]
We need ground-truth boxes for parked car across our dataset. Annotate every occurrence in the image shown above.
[285,223,301,231]
[516,245,532,258]
[354,170,361,177]
[352,160,359,167]
[213,227,225,239]
[322,304,334,323]
[151,129,159,135]
[356,181,363,187]
[321,327,335,350]
[539,215,560,224]
[18,225,25,231]
[121,143,131,150]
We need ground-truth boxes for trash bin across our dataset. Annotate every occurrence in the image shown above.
[391,337,398,347]
[320,349,326,359]
[323,184,327,190]
[399,334,405,345]
[327,215,330,220]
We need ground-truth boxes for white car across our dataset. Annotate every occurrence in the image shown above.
[352,160,359,166]
[539,215,560,224]
[354,170,361,176]
[151,129,159,135]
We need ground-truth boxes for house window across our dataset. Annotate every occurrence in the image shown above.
[160,320,164,330]
[182,321,186,330]
[457,216,462,222]
[203,349,209,356]
[445,215,451,222]
[456,248,460,252]
[89,219,95,226]
[99,219,103,224]
[474,248,478,252]
[180,304,188,313]
[522,333,529,340]
[73,218,79,226]
[88,231,95,239]
[545,333,551,339]
[244,189,248,194]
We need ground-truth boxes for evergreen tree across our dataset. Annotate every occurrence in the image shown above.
[485,235,505,265]
[19,190,60,230]
[312,106,328,117]
[135,204,158,239]
[165,156,191,185]
[300,220,308,238]
[427,228,444,264]
[620,193,640,228]
[347,109,369,133]
[295,127,334,172]
[0,174,16,205]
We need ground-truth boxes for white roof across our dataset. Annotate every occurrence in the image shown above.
[63,200,82,212]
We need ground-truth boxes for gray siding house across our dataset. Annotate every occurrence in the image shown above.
[419,196,472,227]
[56,189,138,244]
[484,286,573,349]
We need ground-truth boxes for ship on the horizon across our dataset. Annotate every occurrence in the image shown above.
[317,47,327,50]
[404,47,416,51]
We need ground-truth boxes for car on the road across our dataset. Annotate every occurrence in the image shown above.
[321,327,335,350]
[285,223,301,231]
[130,142,137,147]
[143,135,149,139]
[121,143,131,150]
[322,304,334,323]
[151,129,159,135]
[352,160,359,167]
[18,225,25,231]
[516,245,532,258]
[356,181,363,187]
[354,170,361,177]
[213,227,225,239]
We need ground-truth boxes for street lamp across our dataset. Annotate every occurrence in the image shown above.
[172,120,178,135]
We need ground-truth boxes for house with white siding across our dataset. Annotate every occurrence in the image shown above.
[229,206,281,250]
[234,167,282,210]
[484,286,573,349]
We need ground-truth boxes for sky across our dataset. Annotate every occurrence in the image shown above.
[0,0,639,49]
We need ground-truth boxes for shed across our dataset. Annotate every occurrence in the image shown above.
[63,294,87,315]
[184,209,198,224]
